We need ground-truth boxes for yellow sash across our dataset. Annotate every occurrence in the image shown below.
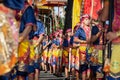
[79,46,87,62]
[98,50,102,64]
[52,49,60,57]
[48,50,52,58]
[110,45,120,78]
[30,44,35,60]
[43,50,48,57]
[72,48,76,56]
[79,46,86,52]
[57,49,62,57]
[18,40,30,58]
[59,49,63,57]
[63,50,69,57]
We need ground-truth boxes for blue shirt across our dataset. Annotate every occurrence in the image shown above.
[4,0,25,10]
[48,40,52,49]
[56,39,60,46]
[63,36,73,47]
[74,27,86,40]
[63,39,69,47]
[42,41,46,46]
[19,6,36,40]
[70,36,74,45]
[52,38,60,46]
[34,20,45,37]
[91,26,99,45]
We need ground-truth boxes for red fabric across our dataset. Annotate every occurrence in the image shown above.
[112,0,120,43]
[92,0,102,20]
[112,0,120,32]
[83,0,102,20]
[83,0,91,17]
[82,26,91,40]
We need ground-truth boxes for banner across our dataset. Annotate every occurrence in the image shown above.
[72,0,82,31]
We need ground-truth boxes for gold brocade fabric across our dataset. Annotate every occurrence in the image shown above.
[0,11,18,75]
[18,40,30,59]
[110,45,120,78]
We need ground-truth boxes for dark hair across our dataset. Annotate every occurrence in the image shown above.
[24,0,29,4]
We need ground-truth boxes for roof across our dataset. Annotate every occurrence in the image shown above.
[40,0,67,6]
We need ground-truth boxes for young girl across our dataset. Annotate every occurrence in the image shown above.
[57,29,63,77]
[51,31,60,76]
[71,25,80,80]
[18,1,36,80]
[47,34,53,74]
[74,14,91,80]
[91,20,105,80]
[33,20,45,80]
[42,35,49,73]
[62,29,72,80]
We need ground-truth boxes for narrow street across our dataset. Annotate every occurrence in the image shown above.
[39,71,65,80]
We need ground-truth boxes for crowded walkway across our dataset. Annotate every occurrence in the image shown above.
[0,0,120,80]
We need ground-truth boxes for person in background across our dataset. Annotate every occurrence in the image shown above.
[42,35,49,73]
[51,31,60,76]
[33,5,45,80]
[17,0,36,80]
[62,29,72,80]
[57,29,63,77]
[48,34,53,74]
[106,0,120,79]
[90,20,105,80]
[74,14,91,80]
[71,25,80,80]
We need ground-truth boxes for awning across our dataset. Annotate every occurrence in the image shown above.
[40,0,67,6]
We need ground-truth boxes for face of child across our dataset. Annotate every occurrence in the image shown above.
[67,32,72,37]
[83,18,90,26]
[59,33,62,37]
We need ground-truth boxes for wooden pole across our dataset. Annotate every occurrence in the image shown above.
[107,0,114,59]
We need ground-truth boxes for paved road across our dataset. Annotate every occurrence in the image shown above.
[39,71,65,80]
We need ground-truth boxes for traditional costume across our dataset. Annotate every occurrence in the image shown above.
[109,0,120,79]
[33,20,45,70]
[42,38,48,65]
[62,29,72,68]
[18,3,36,77]
[0,0,24,78]
[74,14,91,80]
[52,36,60,66]
[91,24,104,79]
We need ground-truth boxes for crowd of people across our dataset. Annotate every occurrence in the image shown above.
[0,0,120,80]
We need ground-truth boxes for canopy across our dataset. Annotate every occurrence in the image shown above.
[40,0,67,6]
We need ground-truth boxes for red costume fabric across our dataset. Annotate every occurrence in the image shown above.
[83,0,102,20]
